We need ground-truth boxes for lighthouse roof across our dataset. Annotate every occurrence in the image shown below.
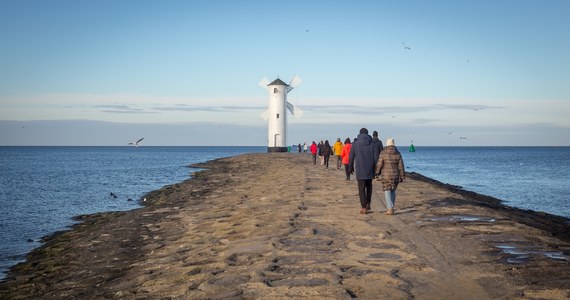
[268,78,289,86]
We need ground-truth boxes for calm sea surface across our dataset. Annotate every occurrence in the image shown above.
[401,146,570,219]
[1,146,569,279]
[0,146,264,279]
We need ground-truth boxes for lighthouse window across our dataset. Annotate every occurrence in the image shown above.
[273,88,278,93]
[276,113,280,119]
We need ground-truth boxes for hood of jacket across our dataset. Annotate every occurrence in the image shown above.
[355,133,372,146]
[385,145,399,155]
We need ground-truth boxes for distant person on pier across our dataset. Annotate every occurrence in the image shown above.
[322,140,332,170]
[298,143,302,153]
[349,128,380,214]
[318,140,325,165]
[333,138,344,170]
[376,138,405,215]
[310,141,318,165]
[341,138,352,180]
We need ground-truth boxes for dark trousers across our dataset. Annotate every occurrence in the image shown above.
[336,155,342,169]
[344,164,350,179]
[312,154,317,164]
[357,179,373,209]
[324,155,330,168]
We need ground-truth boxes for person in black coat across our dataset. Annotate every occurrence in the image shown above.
[348,128,380,214]
[371,131,384,181]
[322,140,332,169]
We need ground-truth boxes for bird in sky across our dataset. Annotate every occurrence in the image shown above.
[129,137,144,147]
[402,42,411,50]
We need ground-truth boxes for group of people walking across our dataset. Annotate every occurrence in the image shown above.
[307,139,345,170]
[306,127,405,216]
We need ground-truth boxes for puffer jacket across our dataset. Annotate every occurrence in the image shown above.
[375,145,405,191]
[333,141,343,156]
[341,143,352,164]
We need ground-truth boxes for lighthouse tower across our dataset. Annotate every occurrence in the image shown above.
[259,75,303,152]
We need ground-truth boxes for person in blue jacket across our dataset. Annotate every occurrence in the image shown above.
[348,128,380,214]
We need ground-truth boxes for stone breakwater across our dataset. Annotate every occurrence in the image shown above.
[1,153,569,299]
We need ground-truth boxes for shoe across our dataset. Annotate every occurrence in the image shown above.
[386,208,394,215]
[360,208,367,214]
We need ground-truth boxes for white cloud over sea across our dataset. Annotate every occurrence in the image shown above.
[1,92,569,146]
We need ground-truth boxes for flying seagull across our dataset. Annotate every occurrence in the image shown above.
[402,42,411,50]
[129,137,144,147]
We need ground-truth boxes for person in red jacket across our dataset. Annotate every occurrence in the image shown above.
[341,138,352,180]
[310,141,318,165]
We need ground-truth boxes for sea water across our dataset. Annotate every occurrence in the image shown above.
[1,146,569,280]
[0,146,264,279]
[401,146,570,219]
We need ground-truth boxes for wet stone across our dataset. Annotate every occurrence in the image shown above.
[355,240,399,249]
[208,274,251,286]
[270,278,329,287]
[495,244,570,263]
[368,252,402,260]
[427,215,496,223]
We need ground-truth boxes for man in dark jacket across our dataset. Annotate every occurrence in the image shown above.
[371,131,384,155]
[371,131,384,181]
[348,128,380,214]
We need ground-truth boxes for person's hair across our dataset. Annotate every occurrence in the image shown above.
[373,131,378,137]
[359,128,368,134]
[345,138,351,144]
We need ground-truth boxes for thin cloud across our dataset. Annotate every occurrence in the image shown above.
[299,104,505,115]
[408,118,443,124]
[153,104,265,112]
[94,105,157,114]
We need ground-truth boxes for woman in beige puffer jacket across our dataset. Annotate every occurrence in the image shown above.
[375,138,405,215]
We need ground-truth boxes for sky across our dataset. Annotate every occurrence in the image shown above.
[1,0,569,146]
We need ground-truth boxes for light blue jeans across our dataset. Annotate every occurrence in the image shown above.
[384,190,396,209]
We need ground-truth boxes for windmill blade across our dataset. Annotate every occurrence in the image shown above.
[286,75,302,93]
[289,75,302,87]
[286,102,303,119]
[260,109,269,121]
[258,77,270,90]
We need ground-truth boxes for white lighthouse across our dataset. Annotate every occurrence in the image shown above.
[259,75,303,152]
